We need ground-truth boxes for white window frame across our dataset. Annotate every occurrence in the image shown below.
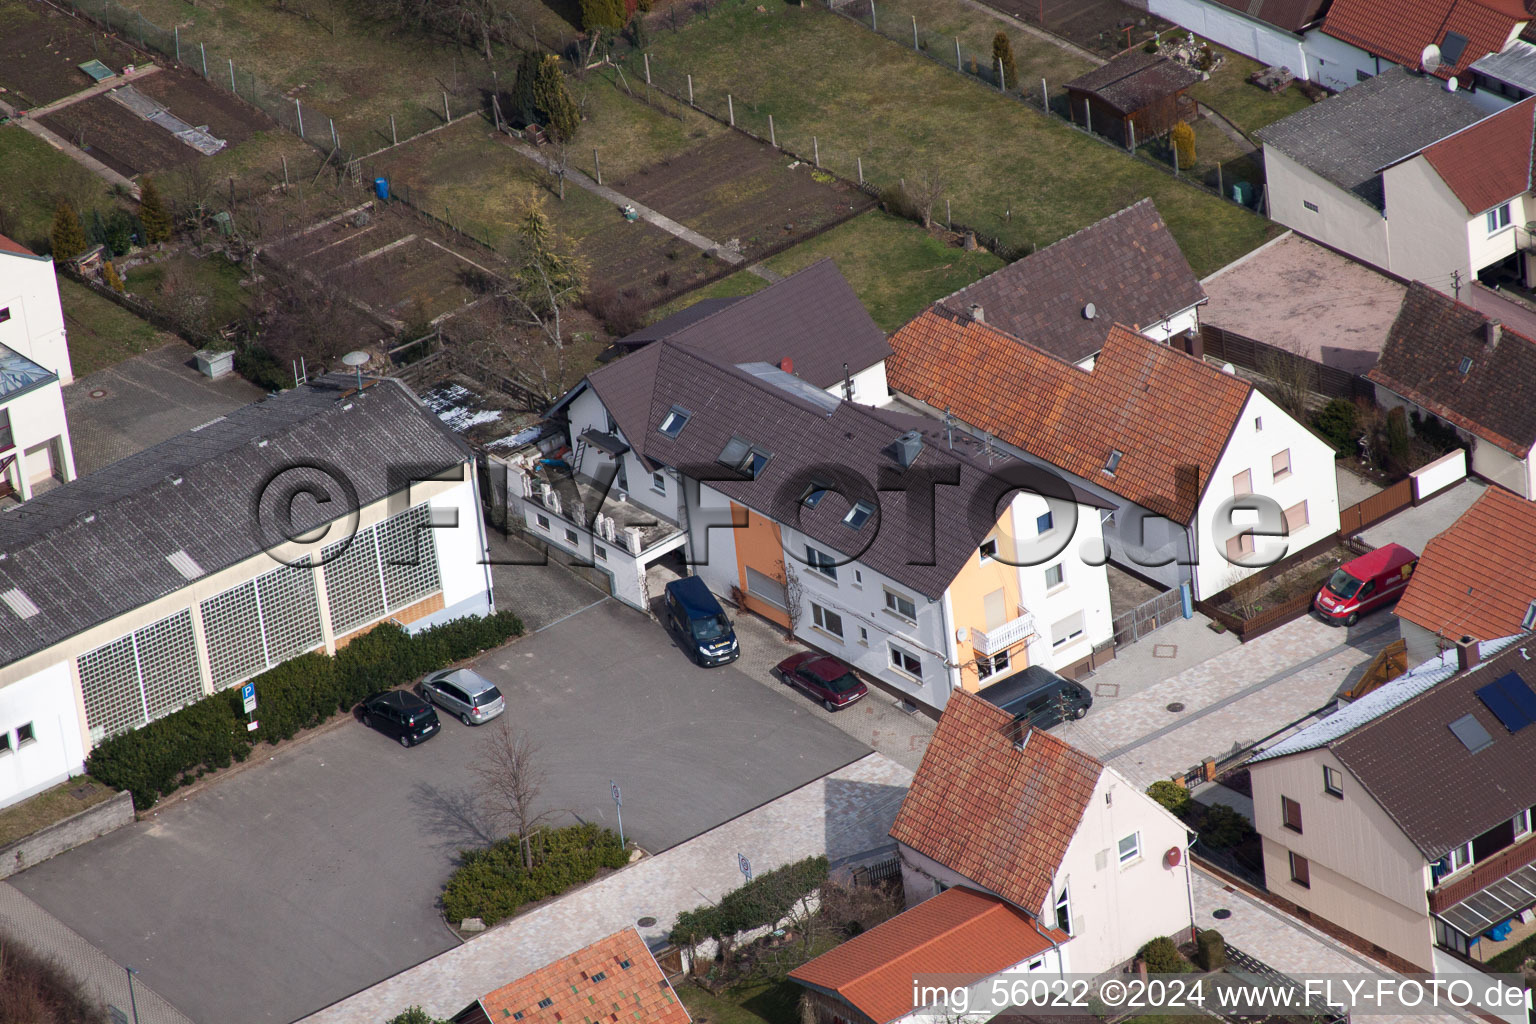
[806,545,838,580]
[1284,501,1309,535]
[1488,202,1513,234]
[1445,842,1474,875]
[594,544,607,561]
[0,731,10,756]
[1036,510,1054,534]
[811,602,845,640]
[16,722,35,747]
[979,537,998,563]
[1117,832,1141,865]
[536,513,551,531]
[1054,881,1072,935]
[1516,808,1532,839]
[889,643,922,679]
[1323,765,1343,798]
[1272,448,1291,481]
[1051,612,1084,649]
[564,527,579,544]
[884,589,918,621]
[977,648,1010,680]
[651,471,666,494]
[1044,563,1065,589]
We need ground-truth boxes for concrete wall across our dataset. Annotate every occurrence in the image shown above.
[1251,747,1436,969]
[0,661,88,811]
[1193,391,1341,599]
[0,789,133,878]
[1470,438,1533,498]
[1301,31,1378,92]
[1263,148,1391,269]
[1051,768,1193,973]
[1411,448,1467,501]
[1382,158,1480,292]
[1149,0,1310,76]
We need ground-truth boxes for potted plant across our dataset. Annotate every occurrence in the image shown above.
[195,335,236,379]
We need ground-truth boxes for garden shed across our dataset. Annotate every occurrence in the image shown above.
[1066,50,1200,149]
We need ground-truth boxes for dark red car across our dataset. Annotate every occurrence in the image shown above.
[774,652,868,711]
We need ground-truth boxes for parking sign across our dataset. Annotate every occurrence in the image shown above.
[241,682,257,714]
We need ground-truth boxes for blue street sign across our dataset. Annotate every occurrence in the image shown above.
[241,682,257,714]
[611,780,622,807]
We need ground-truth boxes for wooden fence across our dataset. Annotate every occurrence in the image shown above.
[1338,477,1413,534]
[1195,534,1376,642]
[1200,325,1376,402]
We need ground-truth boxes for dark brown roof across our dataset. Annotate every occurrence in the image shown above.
[598,342,1106,599]
[1367,282,1536,457]
[1064,51,1201,115]
[1211,0,1331,31]
[658,259,891,389]
[936,200,1206,365]
[1327,642,1536,858]
[614,298,745,349]
[890,691,1103,912]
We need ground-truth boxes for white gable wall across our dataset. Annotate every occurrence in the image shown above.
[1263,147,1391,269]
[0,250,72,383]
[1382,156,1482,289]
[1050,768,1193,974]
[0,660,86,810]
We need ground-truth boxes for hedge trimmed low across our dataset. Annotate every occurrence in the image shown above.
[441,823,628,926]
[669,855,829,948]
[87,611,523,810]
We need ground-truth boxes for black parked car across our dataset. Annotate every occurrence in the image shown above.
[360,690,441,747]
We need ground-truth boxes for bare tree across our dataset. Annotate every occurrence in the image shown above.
[1256,340,1317,420]
[907,169,947,229]
[472,719,556,869]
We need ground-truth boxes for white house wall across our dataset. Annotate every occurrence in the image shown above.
[838,360,890,406]
[1465,192,1532,279]
[0,660,86,810]
[1382,157,1483,291]
[1149,0,1310,77]
[1193,391,1340,599]
[0,250,72,384]
[1301,32,1379,92]
[1007,488,1114,671]
[3,382,76,497]
[1051,768,1193,974]
[1263,148,1391,269]
[1372,383,1535,499]
[412,478,496,630]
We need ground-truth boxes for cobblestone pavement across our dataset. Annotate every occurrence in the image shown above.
[731,610,937,770]
[301,752,912,1024]
[64,342,263,475]
[0,883,193,1024]
[1193,870,1478,1024]
[1084,613,1240,704]
[1056,613,1401,789]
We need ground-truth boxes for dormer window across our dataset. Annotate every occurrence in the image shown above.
[843,501,874,529]
[802,482,831,508]
[1104,449,1123,476]
[718,436,773,478]
[658,405,692,439]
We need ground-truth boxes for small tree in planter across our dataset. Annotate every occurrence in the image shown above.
[1138,935,1191,973]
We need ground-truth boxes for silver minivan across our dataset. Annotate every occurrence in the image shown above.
[421,668,506,726]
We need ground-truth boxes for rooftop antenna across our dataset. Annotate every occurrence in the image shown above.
[342,350,371,391]
[944,407,955,449]
[842,361,853,402]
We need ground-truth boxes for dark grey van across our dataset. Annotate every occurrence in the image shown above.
[976,665,1092,729]
[664,576,740,667]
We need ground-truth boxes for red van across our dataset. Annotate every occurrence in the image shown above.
[1313,542,1418,626]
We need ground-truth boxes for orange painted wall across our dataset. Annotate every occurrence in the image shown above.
[946,506,1029,693]
[731,502,790,628]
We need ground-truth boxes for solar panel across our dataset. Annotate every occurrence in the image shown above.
[1449,713,1494,753]
[1494,672,1536,724]
[1475,682,1530,732]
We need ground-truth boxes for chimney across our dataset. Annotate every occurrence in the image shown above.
[780,356,794,374]
[894,430,924,467]
[1456,634,1480,671]
[969,303,985,323]
[1485,320,1502,348]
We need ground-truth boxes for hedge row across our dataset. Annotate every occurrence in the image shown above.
[86,611,524,810]
[441,822,628,926]
[669,855,829,947]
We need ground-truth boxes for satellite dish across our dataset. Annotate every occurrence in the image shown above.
[342,350,371,389]
[1221,362,1237,375]
[1083,302,1097,320]
[1421,43,1443,73]
[1446,75,1460,92]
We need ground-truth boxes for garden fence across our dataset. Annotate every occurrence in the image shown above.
[1200,325,1376,402]
[1111,583,1186,649]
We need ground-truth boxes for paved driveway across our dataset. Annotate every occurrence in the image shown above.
[9,600,869,1024]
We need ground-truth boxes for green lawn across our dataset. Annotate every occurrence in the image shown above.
[0,124,119,253]
[58,278,175,377]
[1187,41,1314,139]
[638,0,1279,277]
[576,69,726,183]
[658,209,1003,331]
[127,252,252,329]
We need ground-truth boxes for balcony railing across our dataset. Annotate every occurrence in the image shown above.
[972,614,1036,655]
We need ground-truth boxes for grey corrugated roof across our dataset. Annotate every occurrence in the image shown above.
[658,259,892,389]
[1470,40,1536,93]
[1258,67,1482,209]
[0,376,470,666]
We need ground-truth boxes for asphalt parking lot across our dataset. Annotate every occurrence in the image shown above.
[9,600,869,1024]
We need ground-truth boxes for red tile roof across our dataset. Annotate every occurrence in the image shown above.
[1394,485,1536,644]
[1322,0,1528,79]
[889,691,1103,914]
[0,234,37,257]
[887,309,1252,524]
[789,887,1068,1024]
[1420,97,1536,213]
[474,929,691,1024]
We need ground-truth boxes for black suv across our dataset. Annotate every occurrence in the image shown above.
[361,690,441,747]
